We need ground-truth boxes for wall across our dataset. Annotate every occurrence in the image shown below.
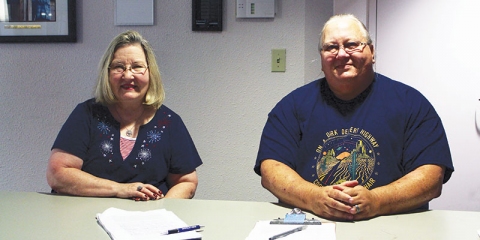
[334,0,368,25]
[0,1,333,202]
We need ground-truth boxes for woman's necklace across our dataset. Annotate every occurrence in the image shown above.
[125,126,134,137]
[113,106,145,138]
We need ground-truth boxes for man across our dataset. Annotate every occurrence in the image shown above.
[254,14,454,221]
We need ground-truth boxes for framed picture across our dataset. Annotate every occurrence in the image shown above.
[0,0,76,43]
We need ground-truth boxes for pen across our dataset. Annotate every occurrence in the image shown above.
[269,225,306,240]
[164,225,203,235]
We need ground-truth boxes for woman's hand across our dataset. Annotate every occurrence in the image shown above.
[116,183,164,201]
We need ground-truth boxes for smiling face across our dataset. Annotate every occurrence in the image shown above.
[109,43,149,105]
[320,17,375,100]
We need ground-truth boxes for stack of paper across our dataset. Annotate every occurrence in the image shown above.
[245,221,336,240]
[96,207,202,240]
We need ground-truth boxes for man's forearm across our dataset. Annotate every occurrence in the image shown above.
[372,164,445,215]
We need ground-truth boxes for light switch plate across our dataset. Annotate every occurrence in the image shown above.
[272,49,286,72]
[115,0,154,26]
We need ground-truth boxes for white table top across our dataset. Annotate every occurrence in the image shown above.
[1,192,479,239]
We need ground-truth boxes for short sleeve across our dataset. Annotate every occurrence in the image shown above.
[402,90,453,183]
[166,113,203,174]
[52,101,92,160]
[254,94,302,175]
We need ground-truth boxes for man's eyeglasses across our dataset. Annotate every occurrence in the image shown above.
[321,41,368,55]
[109,64,148,75]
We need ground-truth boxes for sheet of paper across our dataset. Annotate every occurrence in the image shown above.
[96,207,202,240]
[245,220,336,240]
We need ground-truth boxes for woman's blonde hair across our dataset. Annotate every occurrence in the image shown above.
[94,30,165,109]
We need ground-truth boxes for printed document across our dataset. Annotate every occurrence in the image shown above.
[96,207,202,240]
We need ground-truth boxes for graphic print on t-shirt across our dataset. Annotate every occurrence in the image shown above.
[313,128,379,189]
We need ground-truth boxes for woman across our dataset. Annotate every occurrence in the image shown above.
[47,30,202,200]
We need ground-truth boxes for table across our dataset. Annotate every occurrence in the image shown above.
[1,192,479,239]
